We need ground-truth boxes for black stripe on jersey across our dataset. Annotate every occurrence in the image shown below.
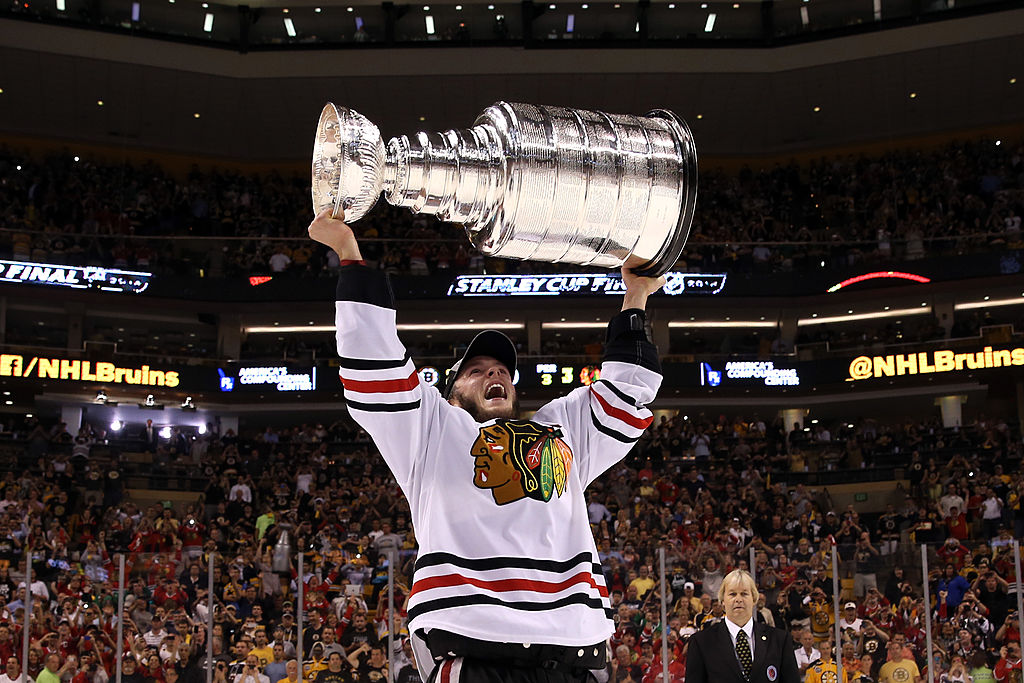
[590,410,636,444]
[336,265,395,309]
[603,339,661,373]
[407,593,615,622]
[415,551,598,575]
[336,352,411,371]
[594,378,644,408]
[345,398,421,413]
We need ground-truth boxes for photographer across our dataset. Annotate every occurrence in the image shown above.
[993,611,1020,647]
[233,655,269,683]
[940,655,971,683]
[994,643,1021,683]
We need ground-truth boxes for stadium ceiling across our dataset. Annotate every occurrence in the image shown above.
[0,8,1022,160]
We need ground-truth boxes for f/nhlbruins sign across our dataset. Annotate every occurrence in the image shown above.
[0,260,152,294]
[0,355,179,386]
[847,346,1024,381]
[447,272,726,297]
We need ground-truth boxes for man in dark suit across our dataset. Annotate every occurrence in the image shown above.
[140,418,159,452]
[687,569,800,683]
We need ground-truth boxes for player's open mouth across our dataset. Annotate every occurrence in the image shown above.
[485,383,507,401]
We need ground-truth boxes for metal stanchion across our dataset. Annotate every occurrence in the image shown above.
[831,544,843,683]
[749,546,757,585]
[921,545,934,683]
[20,551,31,683]
[206,553,215,683]
[387,549,395,683]
[1014,540,1024,674]
[659,547,669,683]
[116,554,126,683]
[297,553,304,683]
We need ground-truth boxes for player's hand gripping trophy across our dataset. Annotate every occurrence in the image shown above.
[312,102,697,277]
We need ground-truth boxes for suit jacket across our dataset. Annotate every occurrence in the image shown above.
[686,620,800,683]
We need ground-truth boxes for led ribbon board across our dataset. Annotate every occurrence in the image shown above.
[447,272,726,297]
[847,346,1024,381]
[0,260,152,294]
[217,366,317,392]
[827,271,930,293]
[699,361,800,387]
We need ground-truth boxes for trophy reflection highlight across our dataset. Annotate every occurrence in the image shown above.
[312,101,697,277]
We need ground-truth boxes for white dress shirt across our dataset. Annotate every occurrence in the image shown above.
[725,617,755,659]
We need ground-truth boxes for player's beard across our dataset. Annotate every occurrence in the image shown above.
[450,387,520,423]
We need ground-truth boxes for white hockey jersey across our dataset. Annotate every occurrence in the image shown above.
[333,265,661,672]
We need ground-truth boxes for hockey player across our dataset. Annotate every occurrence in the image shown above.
[308,209,665,682]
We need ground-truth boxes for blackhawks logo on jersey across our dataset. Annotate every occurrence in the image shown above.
[471,419,574,505]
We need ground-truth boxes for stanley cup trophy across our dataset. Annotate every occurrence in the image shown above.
[312,101,697,277]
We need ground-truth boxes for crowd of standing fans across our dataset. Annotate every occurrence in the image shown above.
[0,137,1021,279]
[0,407,1022,682]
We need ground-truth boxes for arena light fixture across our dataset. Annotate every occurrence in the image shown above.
[398,323,524,331]
[954,296,1024,311]
[542,322,606,329]
[425,15,435,34]
[203,12,214,31]
[110,420,123,431]
[797,306,930,326]
[131,2,140,21]
[284,17,296,36]
[56,0,65,10]
[704,12,716,31]
[245,322,524,333]
[668,321,775,328]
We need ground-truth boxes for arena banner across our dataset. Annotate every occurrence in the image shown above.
[215,365,317,393]
[846,345,1024,381]
[446,271,726,297]
[699,360,801,387]
[0,259,152,294]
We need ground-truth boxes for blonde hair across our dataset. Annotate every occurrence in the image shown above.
[718,569,758,603]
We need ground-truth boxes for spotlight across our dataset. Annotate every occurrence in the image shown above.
[139,394,164,410]
[181,396,197,411]
[198,423,208,435]
[96,390,108,403]
[110,420,123,431]
[159,426,172,439]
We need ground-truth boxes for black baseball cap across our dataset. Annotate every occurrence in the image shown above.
[442,330,517,399]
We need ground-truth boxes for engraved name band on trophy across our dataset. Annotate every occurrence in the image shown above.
[312,101,697,277]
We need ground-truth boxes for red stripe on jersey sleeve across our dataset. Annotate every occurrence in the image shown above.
[339,369,419,393]
[590,386,653,430]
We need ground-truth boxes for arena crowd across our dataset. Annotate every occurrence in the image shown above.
[0,407,1022,683]
[0,137,1021,282]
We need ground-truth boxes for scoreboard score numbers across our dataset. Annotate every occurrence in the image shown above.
[536,363,601,387]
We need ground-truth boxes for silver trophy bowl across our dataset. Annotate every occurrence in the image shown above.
[312,101,697,277]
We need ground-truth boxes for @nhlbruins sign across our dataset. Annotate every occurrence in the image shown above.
[0,259,152,294]
[847,346,1024,381]
[447,272,726,297]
